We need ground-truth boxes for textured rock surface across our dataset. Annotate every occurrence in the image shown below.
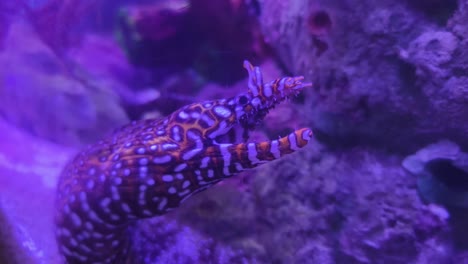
[259,0,467,153]
[0,119,74,264]
[251,146,452,263]
[403,140,468,208]
[255,0,468,263]
[0,22,129,147]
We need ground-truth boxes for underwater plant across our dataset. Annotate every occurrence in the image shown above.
[54,60,313,263]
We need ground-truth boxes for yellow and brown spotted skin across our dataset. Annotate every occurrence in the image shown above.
[55,61,313,263]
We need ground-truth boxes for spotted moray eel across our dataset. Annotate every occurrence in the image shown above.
[55,61,313,263]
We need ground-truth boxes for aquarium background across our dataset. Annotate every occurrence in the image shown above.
[1,0,468,263]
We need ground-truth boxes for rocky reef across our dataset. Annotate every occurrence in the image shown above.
[0,0,467,263]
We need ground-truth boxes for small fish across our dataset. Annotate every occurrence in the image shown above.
[55,60,313,263]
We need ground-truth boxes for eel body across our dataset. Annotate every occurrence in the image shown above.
[55,60,313,263]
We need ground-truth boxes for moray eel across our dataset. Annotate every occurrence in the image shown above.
[55,61,313,263]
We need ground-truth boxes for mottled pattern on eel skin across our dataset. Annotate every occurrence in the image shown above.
[55,60,313,263]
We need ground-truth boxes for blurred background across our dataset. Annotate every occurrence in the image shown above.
[1,0,468,263]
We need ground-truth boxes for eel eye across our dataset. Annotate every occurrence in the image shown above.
[238,95,248,105]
